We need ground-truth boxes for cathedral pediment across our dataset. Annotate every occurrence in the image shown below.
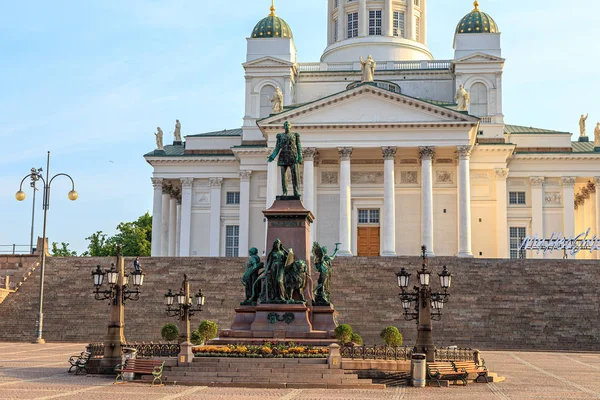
[243,56,295,69]
[453,52,505,64]
[258,84,478,129]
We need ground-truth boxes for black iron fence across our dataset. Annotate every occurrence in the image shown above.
[341,345,477,362]
[341,345,413,361]
[86,342,180,358]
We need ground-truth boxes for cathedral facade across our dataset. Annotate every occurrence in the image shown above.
[145,1,600,260]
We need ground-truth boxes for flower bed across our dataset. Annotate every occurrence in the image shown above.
[193,343,329,358]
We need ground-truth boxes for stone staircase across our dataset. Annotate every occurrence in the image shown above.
[159,357,386,389]
[0,254,40,304]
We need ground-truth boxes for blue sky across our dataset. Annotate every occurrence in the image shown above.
[1,0,598,254]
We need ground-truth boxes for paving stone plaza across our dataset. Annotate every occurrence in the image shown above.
[1,342,599,399]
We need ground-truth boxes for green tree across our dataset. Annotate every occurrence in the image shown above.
[197,320,218,345]
[82,212,152,257]
[380,326,403,347]
[161,323,179,343]
[51,242,77,257]
[333,324,353,345]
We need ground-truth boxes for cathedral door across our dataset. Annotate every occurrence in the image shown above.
[357,209,380,256]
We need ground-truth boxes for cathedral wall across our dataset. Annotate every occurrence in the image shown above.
[395,191,421,255]
[190,211,211,256]
[316,192,340,249]
[432,190,458,256]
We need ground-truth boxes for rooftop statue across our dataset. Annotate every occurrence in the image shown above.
[595,122,600,148]
[455,84,470,111]
[268,121,303,197]
[312,242,340,306]
[270,87,284,114]
[360,55,376,82]
[154,127,164,150]
[174,119,182,142]
[580,113,589,137]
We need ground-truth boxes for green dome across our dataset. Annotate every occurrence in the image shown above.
[251,7,293,39]
[455,1,499,34]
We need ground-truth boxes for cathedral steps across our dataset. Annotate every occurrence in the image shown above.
[157,357,384,388]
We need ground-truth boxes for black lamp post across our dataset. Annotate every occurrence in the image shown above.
[15,151,78,344]
[396,245,452,362]
[91,245,144,372]
[165,274,205,364]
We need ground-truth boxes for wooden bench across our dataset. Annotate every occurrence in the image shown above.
[114,359,164,386]
[68,351,91,375]
[427,362,468,386]
[452,360,488,383]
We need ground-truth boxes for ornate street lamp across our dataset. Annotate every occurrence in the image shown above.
[15,151,77,344]
[165,274,205,364]
[395,245,453,362]
[91,245,144,372]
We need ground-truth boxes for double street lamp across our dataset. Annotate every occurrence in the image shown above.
[90,245,145,372]
[15,151,78,344]
[164,274,205,364]
[396,245,452,362]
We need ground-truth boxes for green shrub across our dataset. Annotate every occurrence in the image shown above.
[161,323,179,343]
[380,326,403,346]
[197,320,218,344]
[351,333,363,345]
[190,329,202,345]
[333,324,353,345]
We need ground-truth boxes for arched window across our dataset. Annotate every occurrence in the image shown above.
[260,85,276,118]
[470,83,488,117]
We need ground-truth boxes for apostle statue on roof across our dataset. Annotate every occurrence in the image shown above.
[360,55,376,82]
[270,87,284,114]
[579,113,589,137]
[455,84,470,111]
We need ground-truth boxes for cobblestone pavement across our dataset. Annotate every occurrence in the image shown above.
[1,342,600,399]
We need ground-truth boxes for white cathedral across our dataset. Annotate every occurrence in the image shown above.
[145,0,600,260]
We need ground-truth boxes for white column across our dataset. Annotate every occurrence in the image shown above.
[419,147,435,257]
[266,153,278,208]
[420,0,427,44]
[328,0,333,45]
[407,0,416,40]
[457,146,473,257]
[338,147,353,256]
[239,170,252,255]
[495,169,509,258]
[175,201,181,257]
[179,178,194,257]
[383,0,393,37]
[303,148,317,213]
[160,190,170,256]
[382,147,397,256]
[168,196,177,256]
[358,0,367,37]
[209,177,223,257]
[530,177,545,259]
[151,178,163,256]
[338,0,346,41]
[561,177,576,259]
[581,189,590,259]
[593,176,600,260]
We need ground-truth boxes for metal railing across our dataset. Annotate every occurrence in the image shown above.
[341,345,477,362]
[434,347,476,362]
[341,345,413,361]
[87,342,180,359]
[0,244,33,255]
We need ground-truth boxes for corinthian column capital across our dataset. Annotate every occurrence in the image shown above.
[302,147,317,161]
[151,177,163,188]
[419,146,435,161]
[456,145,472,159]
[494,168,509,180]
[382,146,397,160]
[180,177,194,188]
[338,147,353,161]
[209,177,223,188]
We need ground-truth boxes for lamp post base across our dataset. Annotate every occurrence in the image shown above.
[32,337,46,344]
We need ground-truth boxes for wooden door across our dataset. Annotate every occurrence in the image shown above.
[357,227,380,256]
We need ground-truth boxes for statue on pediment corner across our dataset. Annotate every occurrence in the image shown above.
[360,55,376,82]
[154,127,164,150]
[455,84,470,111]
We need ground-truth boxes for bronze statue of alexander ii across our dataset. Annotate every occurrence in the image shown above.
[268,121,303,197]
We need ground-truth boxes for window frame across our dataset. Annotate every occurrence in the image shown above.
[509,191,526,205]
[368,9,382,36]
[225,225,240,257]
[226,191,241,205]
[509,226,527,259]
[393,11,405,37]
[347,12,359,38]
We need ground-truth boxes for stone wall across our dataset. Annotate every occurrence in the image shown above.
[0,256,598,351]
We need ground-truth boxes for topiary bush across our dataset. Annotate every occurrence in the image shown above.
[190,329,202,345]
[333,324,353,345]
[161,323,179,343]
[197,320,218,344]
[351,333,363,345]
[380,326,403,347]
